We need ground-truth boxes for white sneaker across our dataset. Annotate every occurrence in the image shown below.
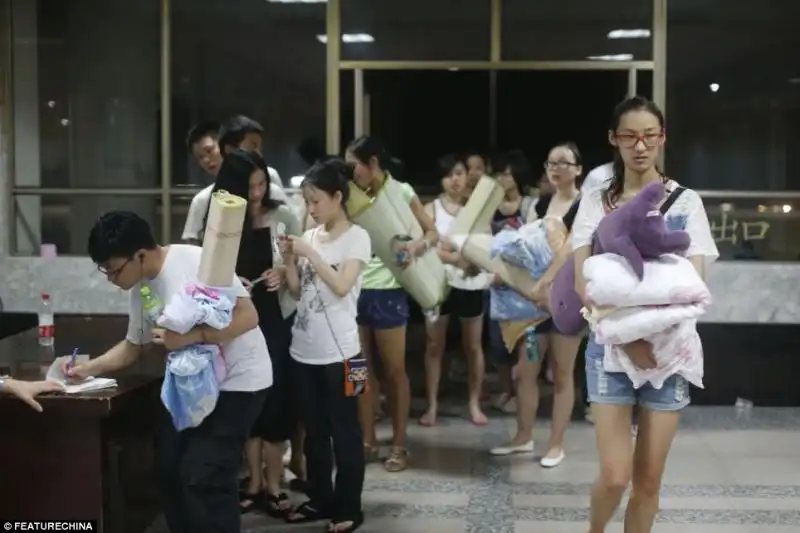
[489,440,534,456]
[540,449,565,468]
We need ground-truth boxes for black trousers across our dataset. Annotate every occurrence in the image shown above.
[155,389,266,533]
[293,359,365,520]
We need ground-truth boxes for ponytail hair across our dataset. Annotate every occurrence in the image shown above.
[302,156,352,215]
[346,135,404,179]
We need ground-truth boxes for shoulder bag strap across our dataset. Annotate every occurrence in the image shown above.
[659,186,686,215]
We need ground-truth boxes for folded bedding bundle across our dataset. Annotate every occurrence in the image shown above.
[583,253,712,390]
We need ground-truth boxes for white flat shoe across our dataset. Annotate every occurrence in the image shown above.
[490,440,534,456]
[540,449,565,468]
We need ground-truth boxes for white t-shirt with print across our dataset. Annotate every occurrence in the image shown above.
[125,244,273,392]
[182,167,287,241]
[290,225,372,365]
[571,180,720,264]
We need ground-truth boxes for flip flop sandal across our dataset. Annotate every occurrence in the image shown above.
[239,491,263,514]
[384,448,409,472]
[327,511,365,533]
[265,492,292,519]
[285,501,329,524]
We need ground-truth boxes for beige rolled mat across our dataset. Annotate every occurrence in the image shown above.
[346,177,448,310]
[449,176,504,236]
[198,190,248,287]
[458,233,538,296]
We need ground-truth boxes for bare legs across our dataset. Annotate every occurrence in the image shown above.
[624,409,680,532]
[358,325,411,471]
[542,333,583,461]
[504,338,544,447]
[589,404,680,533]
[420,315,451,427]
[462,315,488,424]
[421,314,487,426]
[243,438,264,499]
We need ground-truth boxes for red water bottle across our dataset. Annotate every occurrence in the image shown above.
[38,292,55,347]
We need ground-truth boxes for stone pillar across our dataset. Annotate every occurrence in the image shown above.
[0,0,10,256]
[67,0,159,251]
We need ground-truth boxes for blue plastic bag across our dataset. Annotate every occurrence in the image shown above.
[161,346,221,431]
[490,221,555,277]
[157,284,236,431]
[488,221,554,322]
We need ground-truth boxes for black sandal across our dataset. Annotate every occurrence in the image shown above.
[238,491,263,514]
[285,501,329,524]
[327,512,365,533]
[264,492,291,519]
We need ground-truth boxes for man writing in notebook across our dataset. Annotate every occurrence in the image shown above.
[65,210,272,533]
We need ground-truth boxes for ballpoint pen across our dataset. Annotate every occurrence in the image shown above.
[67,347,78,375]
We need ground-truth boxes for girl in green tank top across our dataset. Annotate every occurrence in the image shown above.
[344,136,439,473]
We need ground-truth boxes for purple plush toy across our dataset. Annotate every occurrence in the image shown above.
[549,181,691,335]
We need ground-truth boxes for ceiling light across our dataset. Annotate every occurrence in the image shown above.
[586,54,633,61]
[709,83,720,93]
[783,204,792,214]
[789,78,800,84]
[267,0,326,3]
[607,29,651,39]
[448,67,460,72]
[316,33,374,44]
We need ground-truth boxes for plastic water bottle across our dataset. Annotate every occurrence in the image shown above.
[140,286,163,325]
[38,293,55,347]
[390,234,413,266]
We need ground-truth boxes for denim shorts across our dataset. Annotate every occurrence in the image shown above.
[356,288,409,330]
[585,334,690,412]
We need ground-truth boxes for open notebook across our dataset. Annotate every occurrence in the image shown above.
[63,377,118,394]
[46,357,119,394]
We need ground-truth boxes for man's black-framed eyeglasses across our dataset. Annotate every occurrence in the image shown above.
[97,257,133,279]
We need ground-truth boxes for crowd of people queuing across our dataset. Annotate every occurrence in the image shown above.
[0,96,717,533]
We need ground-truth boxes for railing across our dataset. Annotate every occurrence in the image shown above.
[9,186,800,261]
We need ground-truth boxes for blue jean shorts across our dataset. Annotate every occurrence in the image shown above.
[585,334,690,412]
[356,288,409,330]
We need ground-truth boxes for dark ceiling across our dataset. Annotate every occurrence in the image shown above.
[166,0,800,85]
[34,0,800,102]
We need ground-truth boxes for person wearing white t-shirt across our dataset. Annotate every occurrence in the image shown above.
[420,154,492,428]
[65,211,271,533]
[182,118,288,243]
[572,97,718,533]
[281,158,371,532]
[581,161,613,196]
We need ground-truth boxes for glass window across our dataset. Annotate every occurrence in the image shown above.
[10,0,161,255]
[666,0,800,191]
[496,71,630,174]
[502,0,653,61]
[340,0,490,61]
[702,195,800,261]
[170,0,325,191]
[32,194,159,255]
[350,70,490,194]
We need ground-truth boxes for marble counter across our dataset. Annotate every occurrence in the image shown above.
[2,255,800,323]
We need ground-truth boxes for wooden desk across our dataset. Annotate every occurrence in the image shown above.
[0,375,162,533]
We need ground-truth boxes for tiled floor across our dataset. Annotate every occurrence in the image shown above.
[152,406,800,532]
